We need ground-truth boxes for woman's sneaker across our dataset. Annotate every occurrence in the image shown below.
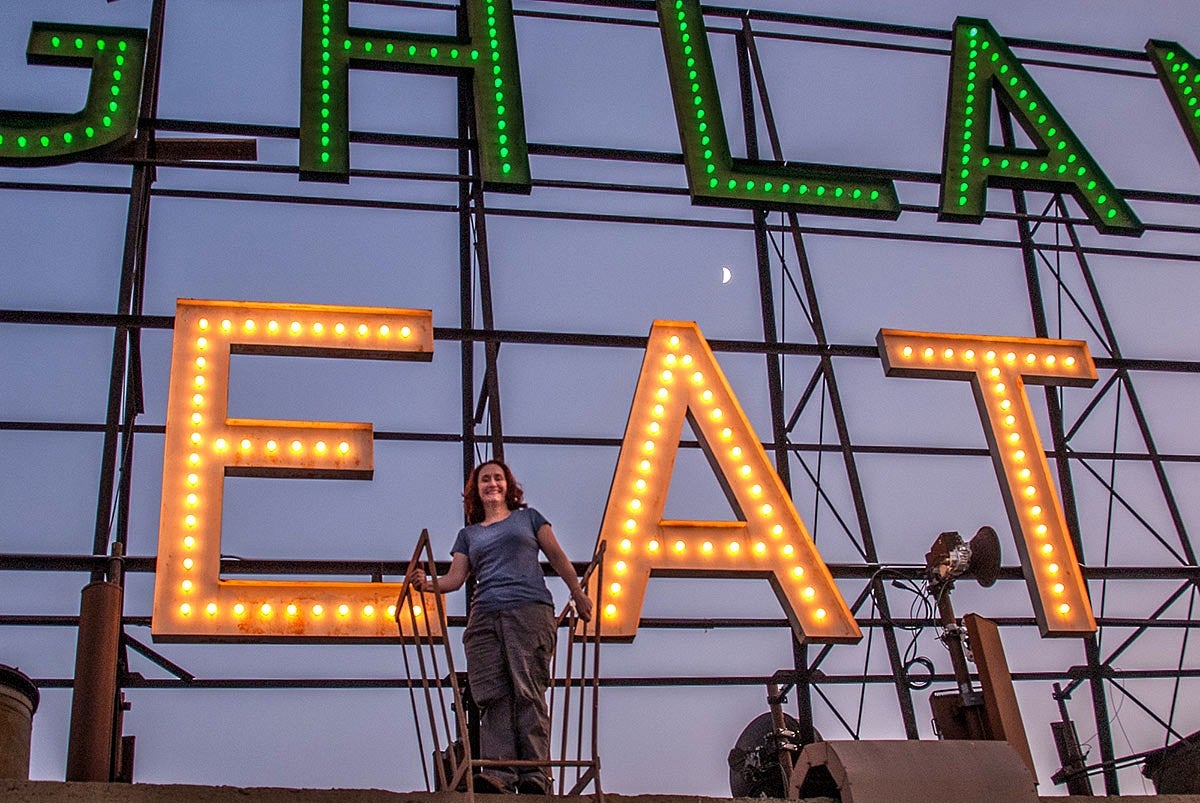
[515,776,550,795]
[473,773,512,794]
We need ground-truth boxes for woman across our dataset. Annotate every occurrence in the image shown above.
[408,460,593,794]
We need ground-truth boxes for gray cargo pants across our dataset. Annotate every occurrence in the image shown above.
[464,602,557,791]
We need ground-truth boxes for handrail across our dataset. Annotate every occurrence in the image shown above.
[395,530,472,797]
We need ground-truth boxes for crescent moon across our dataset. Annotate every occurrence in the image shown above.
[721,266,732,284]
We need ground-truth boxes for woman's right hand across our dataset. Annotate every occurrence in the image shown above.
[407,553,468,595]
[407,567,428,592]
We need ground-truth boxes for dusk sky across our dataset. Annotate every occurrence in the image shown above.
[2,0,1199,796]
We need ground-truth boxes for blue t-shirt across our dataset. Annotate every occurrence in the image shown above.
[451,507,555,612]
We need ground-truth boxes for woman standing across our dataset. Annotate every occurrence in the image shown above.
[408,460,593,794]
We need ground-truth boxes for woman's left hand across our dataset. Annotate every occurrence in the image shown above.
[571,589,594,622]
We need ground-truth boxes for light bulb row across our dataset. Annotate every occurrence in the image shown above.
[953,24,1121,222]
[475,0,513,174]
[196,315,412,340]
[179,600,413,620]
[603,538,828,623]
[987,371,1072,618]
[1162,47,1200,119]
[191,433,352,457]
[615,534,804,563]
[181,319,210,558]
[314,2,336,164]
[179,317,218,565]
[898,342,1078,370]
[343,40,476,61]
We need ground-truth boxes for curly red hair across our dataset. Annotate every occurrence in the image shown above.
[462,460,526,524]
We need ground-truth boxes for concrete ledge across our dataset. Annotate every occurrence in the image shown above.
[5,783,1200,803]
[3,786,801,803]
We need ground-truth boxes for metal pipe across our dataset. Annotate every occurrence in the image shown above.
[65,580,123,781]
[935,590,972,697]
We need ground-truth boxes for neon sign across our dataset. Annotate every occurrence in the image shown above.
[656,0,899,217]
[298,0,529,189]
[152,300,1099,643]
[940,19,1139,235]
[877,329,1098,636]
[4,9,1200,232]
[0,23,145,166]
[152,299,440,641]
[1145,40,1200,165]
[585,321,860,643]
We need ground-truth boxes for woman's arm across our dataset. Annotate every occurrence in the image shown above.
[536,523,594,621]
[407,552,470,594]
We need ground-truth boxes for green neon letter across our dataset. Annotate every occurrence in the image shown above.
[940,18,1141,235]
[300,0,529,191]
[656,0,899,217]
[0,23,146,166]
[1146,40,1200,166]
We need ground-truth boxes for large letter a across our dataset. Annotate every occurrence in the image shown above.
[586,321,860,644]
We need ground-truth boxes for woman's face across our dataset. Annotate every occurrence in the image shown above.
[477,463,507,507]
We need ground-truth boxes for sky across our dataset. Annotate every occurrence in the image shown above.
[2,0,1200,796]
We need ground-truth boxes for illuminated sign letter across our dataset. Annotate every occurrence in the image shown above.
[939,18,1141,236]
[1145,40,1200,165]
[655,0,899,218]
[300,0,529,190]
[0,23,146,165]
[877,329,1098,636]
[152,300,439,642]
[588,321,860,644]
